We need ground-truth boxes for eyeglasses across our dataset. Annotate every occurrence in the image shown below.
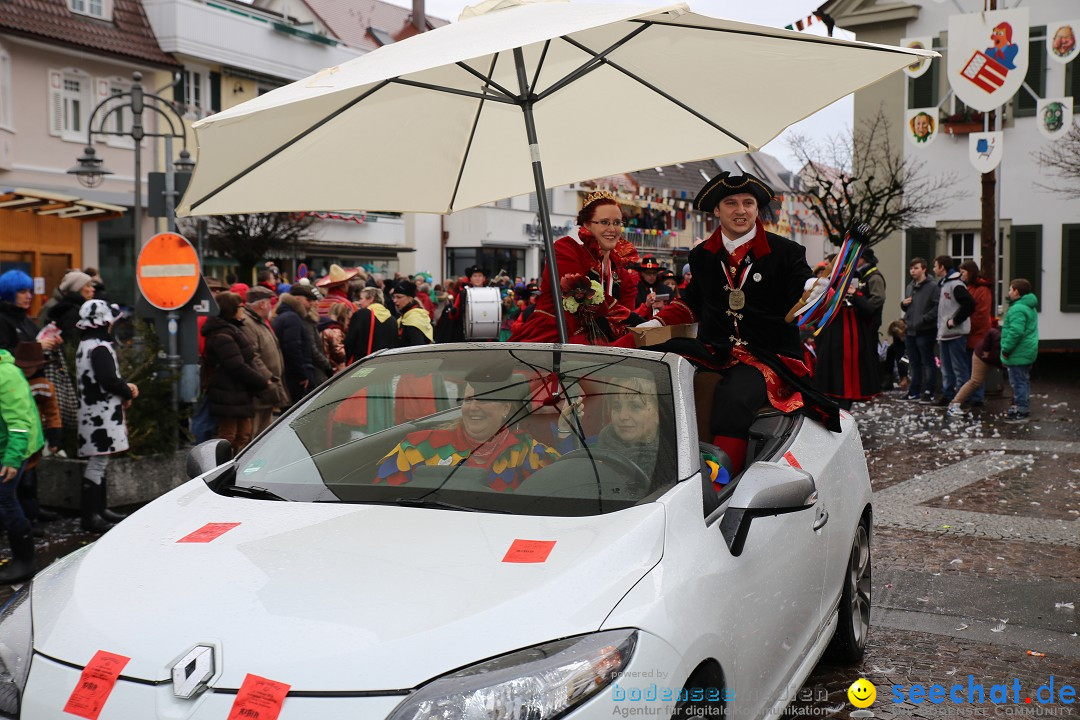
[590,219,625,228]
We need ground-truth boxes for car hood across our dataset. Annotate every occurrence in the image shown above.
[32,480,665,691]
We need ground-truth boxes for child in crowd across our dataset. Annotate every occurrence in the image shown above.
[1000,279,1039,423]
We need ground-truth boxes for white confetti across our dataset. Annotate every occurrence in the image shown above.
[1056,602,1075,610]
[955,623,969,631]
[950,558,963,565]
[991,618,1008,633]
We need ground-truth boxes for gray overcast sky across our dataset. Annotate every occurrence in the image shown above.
[382,0,858,171]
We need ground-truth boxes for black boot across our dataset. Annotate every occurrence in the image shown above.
[35,507,62,522]
[81,479,115,533]
[99,481,127,524]
[0,529,36,583]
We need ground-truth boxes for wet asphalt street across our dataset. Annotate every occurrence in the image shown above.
[2,355,1077,717]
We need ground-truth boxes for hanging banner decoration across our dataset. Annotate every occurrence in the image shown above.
[906,108,940,147]
[1047,21,1079,64]
[948,8,1030,112]
[969,132,1004,173]
[1037,97,1074,141]
[902,37,934,78]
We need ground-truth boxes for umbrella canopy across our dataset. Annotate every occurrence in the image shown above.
[178,0,933,218]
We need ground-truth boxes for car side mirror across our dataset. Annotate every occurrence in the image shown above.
[186,439,234,479]
[719,462,817,556]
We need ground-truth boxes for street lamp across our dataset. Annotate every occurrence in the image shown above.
[68,71,193,255]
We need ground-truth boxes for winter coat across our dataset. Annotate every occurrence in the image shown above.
[202,315,269,419]
[901,278,939,336]
[966,278,994,350]
[858,264,886,336]
[398,303,434,347]
[937,271,974,341]
[0,301,39,352]
[240,307,290,410]
[0,349,44,468]
[1000,293,1039,367]
[75,329,132,457]
[47,292,87,346]
[272,296,315,405]
[344,303,397,362]
[318,317,347,373]
[305,313,331,385]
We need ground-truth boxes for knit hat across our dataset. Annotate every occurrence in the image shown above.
[229,283,250,302]
[245,286,275,303]
[59,271,94,294]
[76,299,121,329]
[393,279,418,298]
[682,264,691,275]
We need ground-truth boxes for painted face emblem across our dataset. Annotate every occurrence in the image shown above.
[172,645,215,699]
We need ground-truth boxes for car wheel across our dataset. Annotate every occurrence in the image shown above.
[672,669,725,719]
[828,516,871,664]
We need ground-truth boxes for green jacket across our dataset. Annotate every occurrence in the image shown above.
[0,349,44,468]
[1000,293,1039,367]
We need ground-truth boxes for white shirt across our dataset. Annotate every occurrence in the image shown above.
[721,227,756,256]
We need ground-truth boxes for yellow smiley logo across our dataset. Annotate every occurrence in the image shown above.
[848,678,877,708]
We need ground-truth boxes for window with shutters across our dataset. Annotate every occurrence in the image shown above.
[1009,225,1042,312]
[183,69,204,118]
[1062,225,1080,312]
[104,77,134,149]
[1014,26,1046,118]
[905,227,936,269]
[0,45,11,130]
[49,69,91,142]
[1067,56,1080,101]
[949,231,978,267]
[907,37,940,110]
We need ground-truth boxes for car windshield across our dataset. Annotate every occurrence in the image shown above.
[229,348,678,516]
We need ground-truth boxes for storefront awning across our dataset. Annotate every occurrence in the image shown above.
[0,188,126,221]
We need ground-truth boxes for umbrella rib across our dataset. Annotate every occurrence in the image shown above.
[186,80,392,214]
[630,18,918,56]
[528,40,551,96]
[455,61,516,101]
[559,35,750,148]
[535,22,651,102]
[449,54,500,211]
[389,78,516,104]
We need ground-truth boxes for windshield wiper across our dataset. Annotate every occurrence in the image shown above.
[392,498,509,514]
[220,484,289,502]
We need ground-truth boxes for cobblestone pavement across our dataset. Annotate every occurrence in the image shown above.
[791,355,1080,720]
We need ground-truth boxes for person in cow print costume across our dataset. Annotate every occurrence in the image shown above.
[75,300,138,532]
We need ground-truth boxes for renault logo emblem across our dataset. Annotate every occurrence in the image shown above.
[172,645,215,699]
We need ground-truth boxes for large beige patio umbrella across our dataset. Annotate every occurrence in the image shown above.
[178,0,933,341]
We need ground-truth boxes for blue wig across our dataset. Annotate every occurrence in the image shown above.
[0,270,33,303]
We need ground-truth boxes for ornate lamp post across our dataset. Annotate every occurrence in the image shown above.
[68,71,194,256]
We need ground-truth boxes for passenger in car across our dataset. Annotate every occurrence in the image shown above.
[374,381,559,492]
[556,376,659,478]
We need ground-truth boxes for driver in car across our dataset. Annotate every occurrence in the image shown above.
[374,380,559,492]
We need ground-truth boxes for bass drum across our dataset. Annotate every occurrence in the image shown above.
[464,286,502,340]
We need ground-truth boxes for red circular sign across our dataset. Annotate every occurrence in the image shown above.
[136,233,200,310]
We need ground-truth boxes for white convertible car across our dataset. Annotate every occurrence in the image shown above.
[1,343,872,719]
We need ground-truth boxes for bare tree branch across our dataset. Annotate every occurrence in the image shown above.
[179,213,317,280]
[1030,124,1080,199]
[787,108,968,247]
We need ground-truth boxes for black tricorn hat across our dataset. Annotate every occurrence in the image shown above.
[463,265,488,278]
[638,254,662,270]
[693,171,775,213]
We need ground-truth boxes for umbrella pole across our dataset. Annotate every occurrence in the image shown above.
[515,48,568,345]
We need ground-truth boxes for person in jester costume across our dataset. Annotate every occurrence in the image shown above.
[374,375,558,492]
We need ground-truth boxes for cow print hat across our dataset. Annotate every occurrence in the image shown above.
[76,299,122,329]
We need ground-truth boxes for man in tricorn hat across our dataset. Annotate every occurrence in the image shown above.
[629,253,662,305]
[640,171,840,475]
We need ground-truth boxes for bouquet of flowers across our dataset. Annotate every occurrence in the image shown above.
[560,273,605,342]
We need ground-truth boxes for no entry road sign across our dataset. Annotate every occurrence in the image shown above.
[137,233,200,310]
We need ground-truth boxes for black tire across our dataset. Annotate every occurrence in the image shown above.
[672,675,726,720]
[827,515,871,664]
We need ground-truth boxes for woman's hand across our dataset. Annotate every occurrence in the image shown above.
[127,383,139,399]
[557,395,585,435]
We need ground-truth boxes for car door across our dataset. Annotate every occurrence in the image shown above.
[703,471,829,720]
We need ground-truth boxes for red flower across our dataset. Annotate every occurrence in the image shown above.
[560,273,596,303]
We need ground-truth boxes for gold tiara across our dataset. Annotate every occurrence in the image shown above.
[583,189,618,206]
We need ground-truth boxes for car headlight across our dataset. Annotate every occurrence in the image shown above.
[0,583,32,718]
[387,629,637,720]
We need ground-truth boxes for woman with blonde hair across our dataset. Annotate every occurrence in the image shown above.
[320,301,353,374]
